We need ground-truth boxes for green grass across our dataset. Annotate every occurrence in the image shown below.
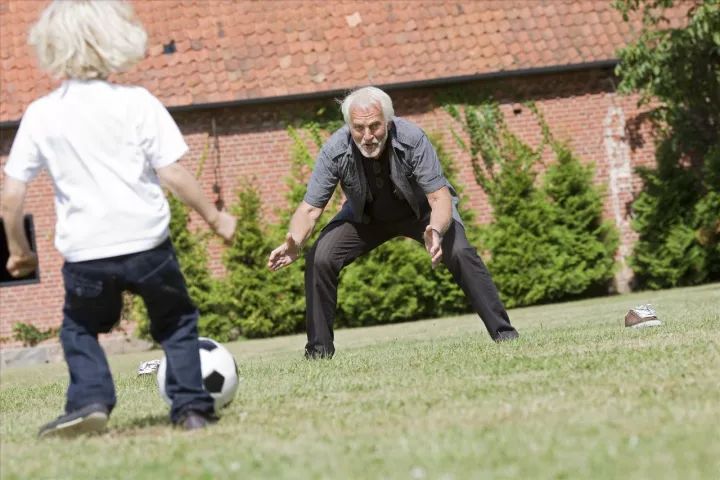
[1,283,718,479]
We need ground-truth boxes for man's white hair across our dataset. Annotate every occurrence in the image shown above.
[340,86,395,125]
[29,0,147,80]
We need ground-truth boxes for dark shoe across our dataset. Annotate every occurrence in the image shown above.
[176,411,217,431]
[38,403,109,439]
[494,330,519,343]
[304,346,334,360]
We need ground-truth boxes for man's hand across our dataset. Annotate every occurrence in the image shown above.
[7,251,38,278]
[210,211,237,243]
[267,233,302,271]
[423,225,443,268]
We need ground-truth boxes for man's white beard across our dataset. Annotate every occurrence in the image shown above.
[354,132,388,159]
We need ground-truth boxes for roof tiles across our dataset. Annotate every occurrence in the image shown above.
[0,0,686,123]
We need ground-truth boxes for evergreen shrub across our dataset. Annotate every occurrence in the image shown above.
[615,0,720,288]
[445,101,618,307]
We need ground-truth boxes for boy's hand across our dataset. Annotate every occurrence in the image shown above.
[210,212,237,243]
[7,251,38,278]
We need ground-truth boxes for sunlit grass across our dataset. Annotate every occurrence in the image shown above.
[1,283,718,479]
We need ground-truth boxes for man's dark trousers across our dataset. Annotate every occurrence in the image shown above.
[304,215,517,357]
[59,238,214,423]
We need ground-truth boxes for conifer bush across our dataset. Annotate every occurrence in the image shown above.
[629,144,720,288]
[219,183,306,338]
[615,0,720,288]
[446,101,618,307]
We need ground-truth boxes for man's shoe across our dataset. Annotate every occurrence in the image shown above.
[38,403,109,439]
[177,411,217,431]
[304,346,334,360]
[494,330,519,343]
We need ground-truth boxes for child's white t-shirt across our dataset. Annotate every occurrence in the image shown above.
[4,79,188,262]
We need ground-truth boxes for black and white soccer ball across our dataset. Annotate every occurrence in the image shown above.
[156,337,239,410]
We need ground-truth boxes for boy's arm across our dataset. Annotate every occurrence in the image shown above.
[1,177,38,277]
[155,162,236,241]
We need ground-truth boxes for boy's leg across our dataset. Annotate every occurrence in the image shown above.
[59,261,122,413]
[40,260,121,437]
[127,240,214,424]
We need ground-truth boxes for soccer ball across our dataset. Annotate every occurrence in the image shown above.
[156,337,239,410]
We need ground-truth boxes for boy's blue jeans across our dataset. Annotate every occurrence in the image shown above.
[59,238,214,423]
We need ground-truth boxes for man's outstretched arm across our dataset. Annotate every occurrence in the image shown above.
[267,201,324,271]
[424,186,453,268]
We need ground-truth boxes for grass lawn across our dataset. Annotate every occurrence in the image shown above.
[1,283,718,479]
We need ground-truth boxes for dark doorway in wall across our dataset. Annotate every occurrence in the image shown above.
[0,214,40,287]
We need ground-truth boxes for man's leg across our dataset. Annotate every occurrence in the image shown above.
[304,221,389,358]
[127,240,214,424]
[409,220,518,341]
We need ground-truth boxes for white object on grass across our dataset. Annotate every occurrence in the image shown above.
[137,359,161,376]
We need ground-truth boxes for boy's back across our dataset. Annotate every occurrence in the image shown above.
[7,80,186,261]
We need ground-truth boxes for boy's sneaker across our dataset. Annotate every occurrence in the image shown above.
[38,403,109,439]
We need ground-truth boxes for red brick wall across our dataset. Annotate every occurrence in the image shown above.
[0,69,656,345]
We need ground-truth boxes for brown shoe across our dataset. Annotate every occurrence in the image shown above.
[625,305,662,328]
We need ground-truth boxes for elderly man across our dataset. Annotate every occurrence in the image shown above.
[268,86,518,358]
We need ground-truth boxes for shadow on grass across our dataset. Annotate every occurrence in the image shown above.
[112,413,169,434]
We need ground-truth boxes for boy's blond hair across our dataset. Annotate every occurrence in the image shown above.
[29,0,147,80]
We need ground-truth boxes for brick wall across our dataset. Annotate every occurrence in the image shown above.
[0,68,656,345]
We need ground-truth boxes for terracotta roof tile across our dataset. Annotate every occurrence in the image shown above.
[0,0,689,123]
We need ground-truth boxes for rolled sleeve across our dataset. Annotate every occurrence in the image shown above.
[4,105,44,182]
[411,134,447,194]
[303,150,339,208]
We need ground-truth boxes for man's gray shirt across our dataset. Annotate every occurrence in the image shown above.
[303,117,463,225]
